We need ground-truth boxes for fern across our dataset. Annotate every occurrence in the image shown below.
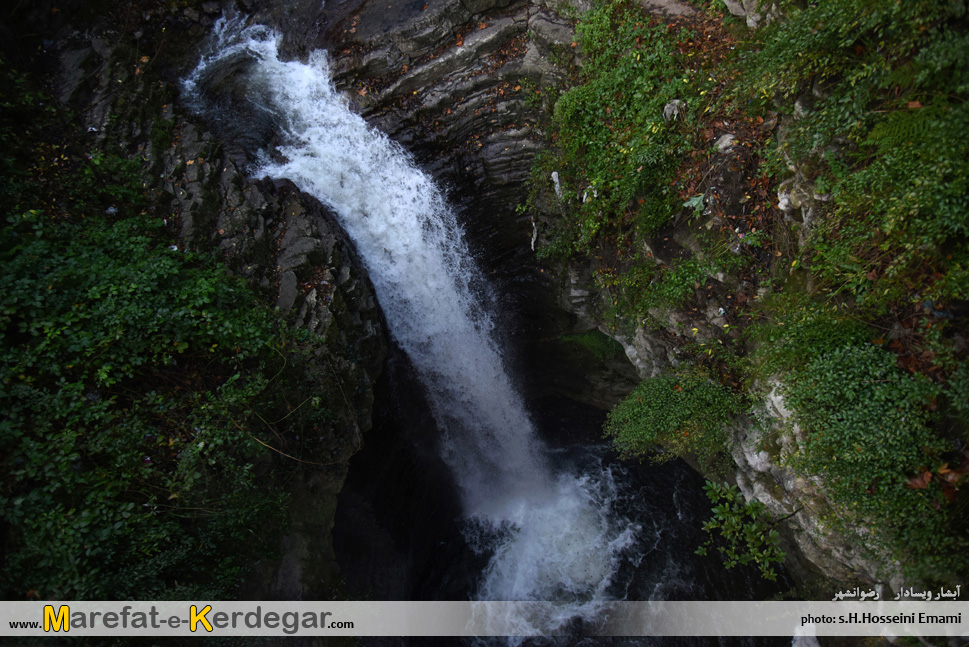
[879,62,919,93]
[864,103,943,153]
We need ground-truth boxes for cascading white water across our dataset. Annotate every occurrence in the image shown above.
[185,18,637,618]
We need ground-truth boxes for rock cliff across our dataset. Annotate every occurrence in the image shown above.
[18,0,388,598]
[267,0,896,589]
[316,0,928,590]
[12,0,918,599]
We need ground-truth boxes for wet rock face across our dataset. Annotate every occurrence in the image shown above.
[317,0,577,268]
[730,383,904,590]
[326,0,573,178]
[158,120,384,374]
[43,12,387,600]
[182,50,283,164]
[158,72,389,602]
[240,0,626,403]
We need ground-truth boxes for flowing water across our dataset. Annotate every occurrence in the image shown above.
[184,18,787,639]
[186,17,639,625]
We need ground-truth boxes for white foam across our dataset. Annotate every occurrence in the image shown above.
[186,18,638,621]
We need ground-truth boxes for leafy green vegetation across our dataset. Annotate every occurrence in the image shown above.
[744,292,871,381]
[604,366,745,471]
[741,0,969,315]
[530,0,760,319]
[534,0,697,258]
[738,0,969,581]
[0,57,334,599]
[607,257,718,315]
[1,208,283,598]
[534,0,969,583]
[696,481,786,581]
[782,344,966,581]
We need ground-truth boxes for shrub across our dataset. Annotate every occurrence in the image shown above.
[783,343,967,581]
[604,366,745,470]
[0,59,328,599]
[535,0,694,258]
[0,208,304,598]
[745,292,871,382]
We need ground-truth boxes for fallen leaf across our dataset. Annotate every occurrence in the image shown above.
[907,471,932,489]
[942,471,961,485]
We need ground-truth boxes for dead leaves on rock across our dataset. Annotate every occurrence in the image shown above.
[907,453,969,507]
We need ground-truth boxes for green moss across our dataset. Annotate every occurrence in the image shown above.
[559,329,626,362]
[150,117,175,154]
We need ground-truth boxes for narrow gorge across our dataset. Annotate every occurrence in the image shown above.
[2,0,966,637]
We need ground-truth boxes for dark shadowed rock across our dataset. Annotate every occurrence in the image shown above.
[184,49,283,163]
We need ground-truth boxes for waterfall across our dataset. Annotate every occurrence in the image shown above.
[185,17,637,621]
